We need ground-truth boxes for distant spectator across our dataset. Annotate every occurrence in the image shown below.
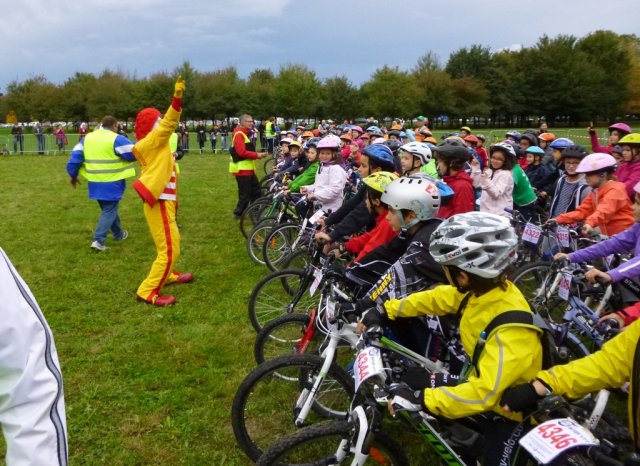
[195,120,207,153]
[210,122,219,153]
[78,122,89,141]
[33,121,45,154]
[52,124,67,154]
[178,122,189,153]
[219,120,230,151]
[11,123,23,154]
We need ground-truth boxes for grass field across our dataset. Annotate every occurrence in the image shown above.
[0,151,268,464]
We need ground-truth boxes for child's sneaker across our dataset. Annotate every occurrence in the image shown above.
[91,241,107,252]
[116,230,129,241]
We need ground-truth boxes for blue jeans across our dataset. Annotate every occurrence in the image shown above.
[94,200,124,244]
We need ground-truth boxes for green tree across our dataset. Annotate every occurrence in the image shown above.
[245,68,275,119]
[412,53,455,122]
[192,67,244,120]
[360,65,418,119]
[320,76,361,121]
[445,44,493,81]
[85,70,133,121]
[451,77,490,120]
[273,64,322,120]
[621,34,640,116]
[59,72,97,122]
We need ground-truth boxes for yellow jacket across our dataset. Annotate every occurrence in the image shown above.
[537,319,640,450]
[384,282,543,420]
[132,104,180,206]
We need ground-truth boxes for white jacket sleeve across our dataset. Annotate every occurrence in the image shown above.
[312,165,347,204]
[0,248,68,466]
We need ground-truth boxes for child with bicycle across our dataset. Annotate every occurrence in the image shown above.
[501,318,640,455]
[398,142,432,176]
[432,139,475,218]
[299,136,347,214]
[552,152,634,236]
[547,144,592,218]
[554,180,640,327]
[471,141,515,216]
[359,211,545,466]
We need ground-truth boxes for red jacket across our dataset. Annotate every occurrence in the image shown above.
[476,147,488,168]
[438,170,475,219]
[345,210,397,263]
[232,126,258,176]
[555,180,634,236]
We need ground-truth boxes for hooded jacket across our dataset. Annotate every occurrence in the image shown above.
[438,170,475,219]
[555,180,634,236]
[616,161,640,199]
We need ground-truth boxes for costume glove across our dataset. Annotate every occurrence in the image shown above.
[174,76,186,98]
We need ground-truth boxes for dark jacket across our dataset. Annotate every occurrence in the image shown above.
[325,187,376,242]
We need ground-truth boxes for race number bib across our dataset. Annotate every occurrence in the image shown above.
[520,418,599,464]
[353,347,384,392]
[555,227,571,248]
[309,267,323,297]
[522,223,543,245]
[558,272,572,301]
[308,209,325,225]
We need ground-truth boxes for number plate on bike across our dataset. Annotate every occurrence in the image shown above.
[520,418,599,464]
[558,272,572,301]
[309,267,323,297]
[555,227,571,248]
[522,223,543,245]
[353,347,384,392]
[308,209,325,225]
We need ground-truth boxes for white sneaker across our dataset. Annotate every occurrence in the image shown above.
[116,230,128,241]
[91,241,107,252]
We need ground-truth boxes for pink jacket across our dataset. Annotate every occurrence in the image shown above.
[302,163,348,213]
[471,167,514,216]
[615,161,640,199]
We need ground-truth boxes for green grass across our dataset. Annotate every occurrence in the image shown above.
[0,151,266,464]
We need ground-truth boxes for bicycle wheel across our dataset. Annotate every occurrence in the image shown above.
[510,262,567,323]
[240,198,273,238]
[247,218,279,265]
[264,156,276,175]
[256,420,409,466]
[255,313,322,365]
[264,223,302,272]
[248,268,316,332]
[231,354,355,462]
[280,248,312,270]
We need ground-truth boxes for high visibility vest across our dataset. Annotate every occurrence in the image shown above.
[265,121,276,138]
[229,131,257,174]
[80,130,135,182]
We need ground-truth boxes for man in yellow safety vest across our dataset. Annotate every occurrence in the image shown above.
[66,115,136,252]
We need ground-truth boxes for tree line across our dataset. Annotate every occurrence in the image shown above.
[1,30,639,128]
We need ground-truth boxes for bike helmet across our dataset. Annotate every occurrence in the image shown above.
[560,144,588,159]
[429,212,518,279]
[381,174,441,230]
[460,126,472,134]
[520,133,538,147]
[350,125,364,134]
[302,130,314,138]
[608,122,632,136]
[619,133,640,145]
[279,137,293,145]
[372,137,387,145]
[385,139,402,155]
[464,135,479,145]
[575,152,617,174]
[304,137,320,149]
[340,134,352,142]
[433,139,470,162]
[612,144,623,156]
[476,134,486,142]
[288,140,302,149]
[425,136,437,144]
[316,137,340,150]
[362,143,396,171]
[548,138,574,150]
[399,142,433,165]
[490,141,517,159]
[362,171,398,193]
[366,125,381,133]
[538,133,556,142]
[388,130,402,138]
[525,146,545,156]
[360,132,370,139]
[505,131,521,142]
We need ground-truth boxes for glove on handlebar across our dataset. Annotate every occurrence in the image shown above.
[389,382,426,412]
[500,382,542,412]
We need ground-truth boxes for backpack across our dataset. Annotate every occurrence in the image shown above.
[471,310,559,375]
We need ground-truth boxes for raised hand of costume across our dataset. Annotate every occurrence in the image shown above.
[174,76,186,98]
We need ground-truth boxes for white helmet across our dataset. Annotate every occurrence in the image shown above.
[490,141,517,159]
[399,142,433,165]
[429,212,517,279]
[381,174,441,230]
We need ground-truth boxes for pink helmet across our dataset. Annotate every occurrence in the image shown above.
[608,122,632,135]
[575,152,618,174]
[316,136,340,150]
[372,137,386,145]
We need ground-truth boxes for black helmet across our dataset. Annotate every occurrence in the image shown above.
[520,133,538,147]
[561,144,589,159]
[385,139,402,155]
[433,139,470,162]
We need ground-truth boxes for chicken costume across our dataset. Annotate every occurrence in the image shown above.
[133,77,192,306]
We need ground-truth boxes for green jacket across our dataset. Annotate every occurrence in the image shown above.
[512,164,536,206]
[289,161,319,193]
[419,159,440,179]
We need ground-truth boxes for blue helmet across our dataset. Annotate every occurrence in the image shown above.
[525,146,545,155]
[363,143,396,172]
[549,138,574,150]
[506,131,522,142]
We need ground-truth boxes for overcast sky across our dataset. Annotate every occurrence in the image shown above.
[1,0,639,92]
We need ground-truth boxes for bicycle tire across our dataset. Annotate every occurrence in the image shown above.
[280,248,312,270]
[264,156,275,175]
[248,268,316,332]
[256,420,409,466]
[510,261,567,323]
[264,223,303,272]
[247,219,279,265]
[254,313,320,365]
[240,198,273,238]
[231,354,355,462]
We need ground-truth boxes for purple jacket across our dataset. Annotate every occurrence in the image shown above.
[615,161,640,199]
[569,222,640,282]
